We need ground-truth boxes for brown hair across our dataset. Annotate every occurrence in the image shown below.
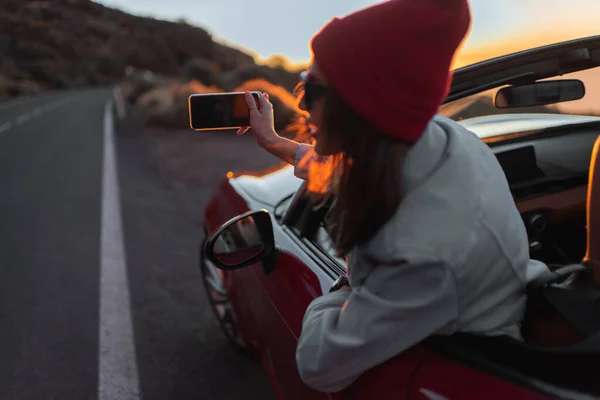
[314,88,412,257]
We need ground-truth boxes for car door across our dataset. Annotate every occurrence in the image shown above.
[236,184,339,400]
[242,184,430,400]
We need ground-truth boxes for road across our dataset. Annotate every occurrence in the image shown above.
[0,89,274,400]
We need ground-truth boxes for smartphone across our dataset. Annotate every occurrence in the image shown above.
[188,92,260,131]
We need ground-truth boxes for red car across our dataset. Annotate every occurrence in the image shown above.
[201,36,600,400]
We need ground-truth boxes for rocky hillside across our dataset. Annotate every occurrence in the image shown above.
[0,0,302,101]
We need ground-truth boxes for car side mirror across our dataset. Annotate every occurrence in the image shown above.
[204,209,276,270]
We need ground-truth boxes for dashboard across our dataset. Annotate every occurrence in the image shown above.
[495,145,542,185]
[491,123,600,266]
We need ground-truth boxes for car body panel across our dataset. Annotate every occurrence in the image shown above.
[245,249,331,400]
[230,163,304,207]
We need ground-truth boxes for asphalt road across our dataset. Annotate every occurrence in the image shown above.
[0,89,274,400]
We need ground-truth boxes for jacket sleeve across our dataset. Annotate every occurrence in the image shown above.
[295,260,458,393]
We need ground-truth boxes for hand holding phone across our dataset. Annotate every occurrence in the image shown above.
[236,91,273,136]
[239,91,282,150]
[188,90,280,150]
[188,91,260,131]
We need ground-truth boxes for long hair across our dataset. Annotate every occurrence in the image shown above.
[317,88,412,257]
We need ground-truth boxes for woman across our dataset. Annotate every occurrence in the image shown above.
[239,0,549,394]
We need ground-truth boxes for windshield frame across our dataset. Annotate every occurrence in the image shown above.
[445,35,600,104]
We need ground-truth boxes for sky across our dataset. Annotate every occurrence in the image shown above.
[95,0,600,66]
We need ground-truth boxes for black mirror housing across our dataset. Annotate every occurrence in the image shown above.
[205,209,276,270]
[494,79,585,109]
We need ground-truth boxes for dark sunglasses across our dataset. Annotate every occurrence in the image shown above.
[294,71,328,110]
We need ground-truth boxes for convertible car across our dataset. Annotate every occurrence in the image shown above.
[200,35,600,399]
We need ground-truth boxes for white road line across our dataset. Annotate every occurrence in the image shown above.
[15,114,30,125]
[98,100,140,400]
[0,93,70,112]
[0,122,11,133]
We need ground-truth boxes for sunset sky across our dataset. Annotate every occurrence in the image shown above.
[95,0,600,67]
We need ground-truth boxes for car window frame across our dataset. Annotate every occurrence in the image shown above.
[280,182,346,277]
[273,191,296,219]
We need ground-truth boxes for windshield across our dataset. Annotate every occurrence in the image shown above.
[439,66,600,121]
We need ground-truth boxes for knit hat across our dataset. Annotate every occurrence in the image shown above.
[310,0,471,142]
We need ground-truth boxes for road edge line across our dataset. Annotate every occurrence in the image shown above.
[98,99,140,400]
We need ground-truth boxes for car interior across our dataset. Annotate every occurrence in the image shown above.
[489,126,596,269]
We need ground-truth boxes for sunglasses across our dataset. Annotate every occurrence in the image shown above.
[294,70,328,110]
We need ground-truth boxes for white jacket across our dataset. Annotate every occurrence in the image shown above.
[293,114,550,393]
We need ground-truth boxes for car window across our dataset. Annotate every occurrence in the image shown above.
[314,224,345,265]
[279,185,346,276]
[283,187,345,266]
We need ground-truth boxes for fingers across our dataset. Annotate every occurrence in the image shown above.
[236,127,250,136]
[244,91,259,112]
[259,92,272,109]
[245,90,272,114]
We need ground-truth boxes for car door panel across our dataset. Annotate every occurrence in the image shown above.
[350,346,436,400]
[252,250,324,336]
[225,267,262,352]
[247,242,333,400]
[203,184,264,352]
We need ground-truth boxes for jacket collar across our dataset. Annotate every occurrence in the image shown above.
[403,115,451,194]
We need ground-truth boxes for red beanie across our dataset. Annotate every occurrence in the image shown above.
[310,0,471,142]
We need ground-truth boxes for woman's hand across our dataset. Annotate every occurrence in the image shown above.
[237,90,302,166]
[237,91,279,148]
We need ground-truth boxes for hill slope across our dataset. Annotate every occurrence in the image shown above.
[0,0,300,101]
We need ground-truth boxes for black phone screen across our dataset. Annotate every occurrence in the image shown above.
[188,92,259,130]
